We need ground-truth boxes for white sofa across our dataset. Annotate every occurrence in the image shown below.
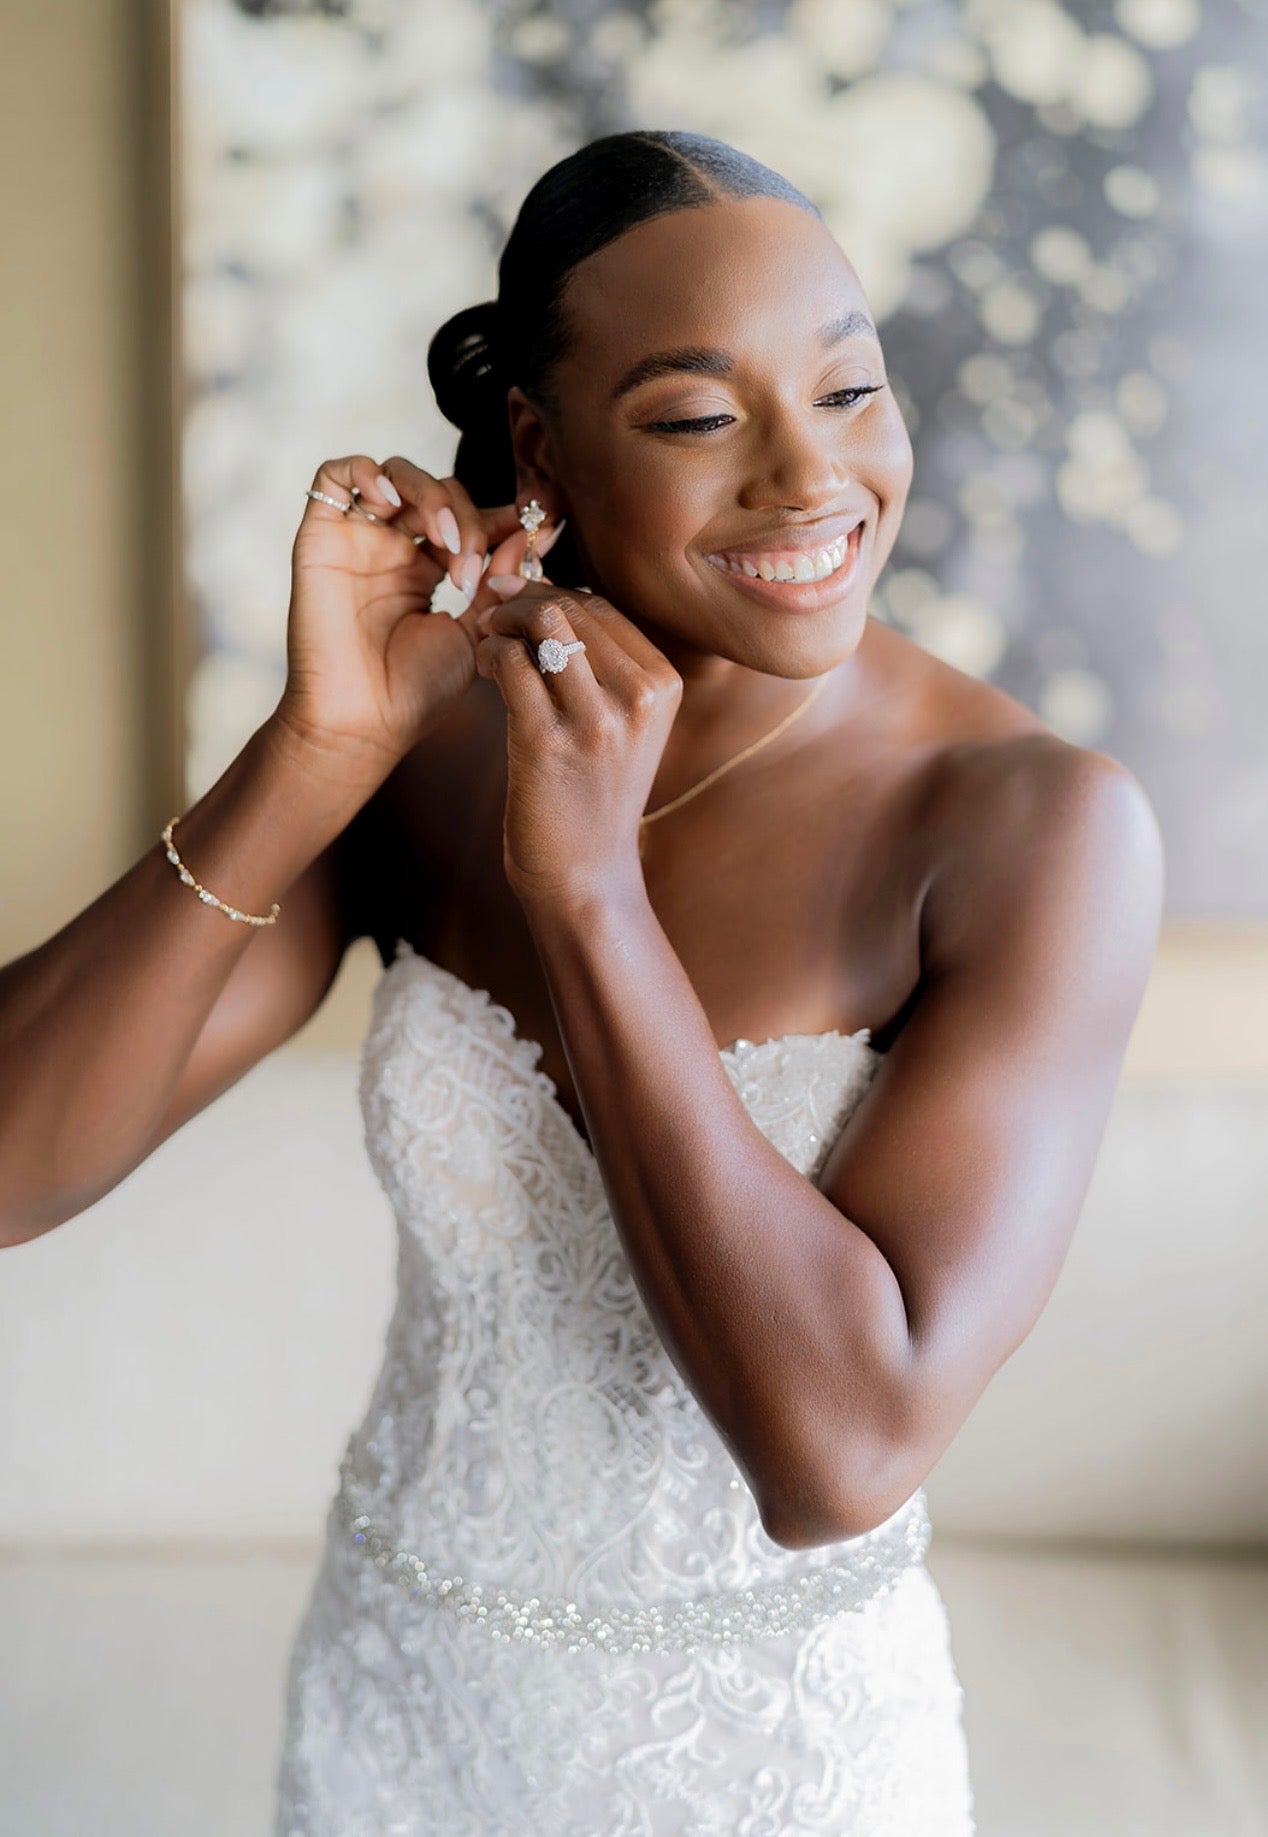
[3,971,1267,1836]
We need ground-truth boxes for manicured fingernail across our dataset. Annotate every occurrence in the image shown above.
[456,553,483,599]
[436,507,462,554]
[375,473,402,507]
[487,573,526,596]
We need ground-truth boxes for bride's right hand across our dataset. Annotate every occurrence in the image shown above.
[272,454,562,777]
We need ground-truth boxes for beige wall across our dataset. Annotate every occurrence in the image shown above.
[0,0,178,962]
[2,1,1266,1081]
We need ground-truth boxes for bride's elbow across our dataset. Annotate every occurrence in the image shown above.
[757,1473,885,1551]
[761,1494,903,1550]
[757,1436,917,1550]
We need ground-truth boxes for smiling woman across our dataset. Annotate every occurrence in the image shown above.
[0,112,1164,1837]
[255,130,1160,1836]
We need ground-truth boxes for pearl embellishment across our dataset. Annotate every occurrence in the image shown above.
[336,1462,930,1657]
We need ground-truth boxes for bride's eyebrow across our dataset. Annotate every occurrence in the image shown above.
[608,309,879,404]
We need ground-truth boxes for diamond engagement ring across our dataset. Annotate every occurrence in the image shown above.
[306,487,353,513]
[535,637,586,675]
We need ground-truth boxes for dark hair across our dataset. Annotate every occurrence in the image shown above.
[426,129,822,588]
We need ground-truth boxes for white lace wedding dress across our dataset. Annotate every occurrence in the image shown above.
[274,938,976,1835]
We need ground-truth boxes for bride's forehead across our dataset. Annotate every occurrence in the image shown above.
[563,199,846,307]
[559,228,861,357]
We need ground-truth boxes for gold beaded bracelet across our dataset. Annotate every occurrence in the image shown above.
[161,817,280,927]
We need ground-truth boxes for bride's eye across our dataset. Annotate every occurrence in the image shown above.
[644,384,886,435]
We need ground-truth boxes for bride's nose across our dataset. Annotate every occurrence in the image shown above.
[740,408,853,513]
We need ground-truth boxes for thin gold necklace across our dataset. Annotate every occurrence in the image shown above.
[637,671,835,856]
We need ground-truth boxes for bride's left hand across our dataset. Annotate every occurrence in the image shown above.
[474,570,683,908]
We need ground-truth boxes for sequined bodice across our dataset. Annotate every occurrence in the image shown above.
[334,938,931,1651]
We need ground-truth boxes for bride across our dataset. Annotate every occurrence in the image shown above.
[0,130,1163,1833]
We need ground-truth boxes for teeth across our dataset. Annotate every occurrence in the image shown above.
[709,528,854,584]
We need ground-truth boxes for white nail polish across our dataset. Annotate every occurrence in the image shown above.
[375,473,402,507]
[437,507,462,554]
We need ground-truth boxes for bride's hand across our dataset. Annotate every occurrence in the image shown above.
[474,571,683,907]
[274,455,565,778]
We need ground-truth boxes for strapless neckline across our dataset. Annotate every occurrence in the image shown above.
[279,951,969,1836]
[382,936,879,1170]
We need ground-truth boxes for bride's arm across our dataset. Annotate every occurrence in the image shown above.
[0,715,383,1245]
[519,738,1163,1551]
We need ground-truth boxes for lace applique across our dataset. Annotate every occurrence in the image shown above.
[274,941,975,1834]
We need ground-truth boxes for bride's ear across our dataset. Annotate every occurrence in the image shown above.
[507,387,567,513]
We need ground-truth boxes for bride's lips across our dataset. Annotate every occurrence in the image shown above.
[701,521,865,609]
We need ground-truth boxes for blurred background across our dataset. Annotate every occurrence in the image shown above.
[2,1,1267,1832]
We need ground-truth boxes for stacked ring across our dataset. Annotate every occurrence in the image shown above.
[305,488,352,513]
[305,484,426,545]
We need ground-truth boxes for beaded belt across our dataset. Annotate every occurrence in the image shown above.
[335,1460,931,1657]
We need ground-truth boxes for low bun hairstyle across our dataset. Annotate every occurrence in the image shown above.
[426,299,511,506]
[426,130,822,590]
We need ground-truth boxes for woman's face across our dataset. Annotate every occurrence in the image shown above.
[509,194,913,677]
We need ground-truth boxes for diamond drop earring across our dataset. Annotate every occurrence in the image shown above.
[518,497,547,580]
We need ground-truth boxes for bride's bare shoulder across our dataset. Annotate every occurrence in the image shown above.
[867,618,1161,956]
[866,611,1045,752]
[865,612,1126,798]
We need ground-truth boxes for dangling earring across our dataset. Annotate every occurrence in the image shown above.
[518,497,547,580]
